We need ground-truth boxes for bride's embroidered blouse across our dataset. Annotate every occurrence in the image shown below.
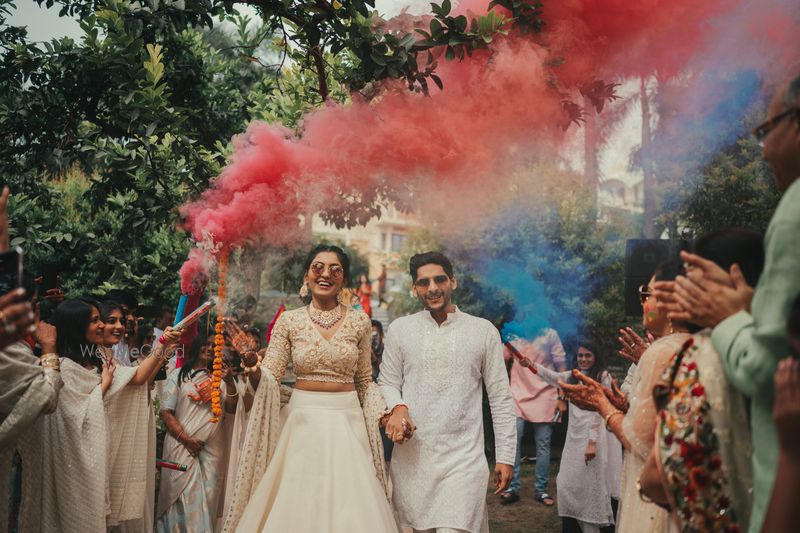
[263,306,373,398]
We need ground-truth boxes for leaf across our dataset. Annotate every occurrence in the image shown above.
[430,74,443,91]
[441,0,451,16]
[430,18,443,38]
[445,46,455,61]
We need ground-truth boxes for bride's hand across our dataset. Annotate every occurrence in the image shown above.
[224,319,258,355]
[385,405,415,443]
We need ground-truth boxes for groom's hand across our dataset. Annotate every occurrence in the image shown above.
[493,463,513,494]
[386,405,415,443]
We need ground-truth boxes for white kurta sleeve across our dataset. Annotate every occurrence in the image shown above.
[482,326,517,466]
[378,323,405,411]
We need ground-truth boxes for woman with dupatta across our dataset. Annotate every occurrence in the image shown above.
[17,298,181,532]
[640,229,763,533]
[561,262,693,533]
[157,334,238,532]
[221,244,398,533]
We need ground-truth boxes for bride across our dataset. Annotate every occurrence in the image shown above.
[222,244,398,532]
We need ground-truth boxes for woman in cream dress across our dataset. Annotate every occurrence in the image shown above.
[221,244,398,533]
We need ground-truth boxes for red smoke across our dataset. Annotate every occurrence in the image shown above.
[180,0,794,289]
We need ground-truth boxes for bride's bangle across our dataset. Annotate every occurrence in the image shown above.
[40,353,60,370]
[240,352,263,375]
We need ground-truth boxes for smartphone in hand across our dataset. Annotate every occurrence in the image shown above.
[0,247,23,297]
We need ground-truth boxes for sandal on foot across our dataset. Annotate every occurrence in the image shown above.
[500,491,520,505]
[535,492,554,506]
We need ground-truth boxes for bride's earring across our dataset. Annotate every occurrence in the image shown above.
[336,291,344,304]
[299,282,309,298]
[668,318,675,334]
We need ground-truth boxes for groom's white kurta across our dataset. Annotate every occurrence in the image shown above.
[379,308,516,533]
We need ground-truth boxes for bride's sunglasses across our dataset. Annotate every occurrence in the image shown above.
[309,262,344,279]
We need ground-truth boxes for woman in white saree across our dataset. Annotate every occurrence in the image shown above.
[527,342,620,532]
[17,297,181,532]
[562,263,693,533]
[221,244,398,533]
[157,334,237,532]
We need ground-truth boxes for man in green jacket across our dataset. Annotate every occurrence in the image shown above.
[654,73,800,533]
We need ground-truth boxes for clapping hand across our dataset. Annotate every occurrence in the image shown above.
[559,370,608,412]
[617,327,653,364]
[653,251,753,328]
[603,378,629,413]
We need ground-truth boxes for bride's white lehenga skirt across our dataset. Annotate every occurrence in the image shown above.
[234,389,399,533]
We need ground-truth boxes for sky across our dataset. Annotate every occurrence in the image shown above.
[6,0,643,188]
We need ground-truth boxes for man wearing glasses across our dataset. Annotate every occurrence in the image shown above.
[653,74,800,533]
[379,251,516,533]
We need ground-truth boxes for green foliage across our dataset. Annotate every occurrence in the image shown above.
[0,1,274,303]
[665,137,780,237]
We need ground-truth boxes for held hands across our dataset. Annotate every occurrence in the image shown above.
[618,327,652,364]
[385,405,416,444]
[774,358,800,463]
[493,463,513,495]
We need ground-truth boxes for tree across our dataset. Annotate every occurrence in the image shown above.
[0,1,278,302]
[667,137,780,237]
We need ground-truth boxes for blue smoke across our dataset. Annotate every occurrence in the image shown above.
[449,204,597,345]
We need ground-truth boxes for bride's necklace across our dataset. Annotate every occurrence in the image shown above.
[308,303,343,330]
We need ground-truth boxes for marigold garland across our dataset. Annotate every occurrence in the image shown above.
[210,250,229,423]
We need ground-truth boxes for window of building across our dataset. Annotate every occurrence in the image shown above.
[391,233,406,252]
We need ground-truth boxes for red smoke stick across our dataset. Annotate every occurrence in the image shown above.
[504,342,538,374]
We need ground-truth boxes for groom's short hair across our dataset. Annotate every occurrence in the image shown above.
[409,252,454,281]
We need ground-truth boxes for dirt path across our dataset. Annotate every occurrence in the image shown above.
[486,460,561,533]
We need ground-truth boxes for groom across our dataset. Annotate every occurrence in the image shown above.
[379,251,516,533]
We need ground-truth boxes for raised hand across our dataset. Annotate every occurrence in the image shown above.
[0,288,35,351]
[617,327,651,364]
[559,370,608,412]
[603,378,629,413]
[33,319,58,354]
[160,326,182,347]
[44,287,65,305]
[224,319,258,355]
[654,251,752,328]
